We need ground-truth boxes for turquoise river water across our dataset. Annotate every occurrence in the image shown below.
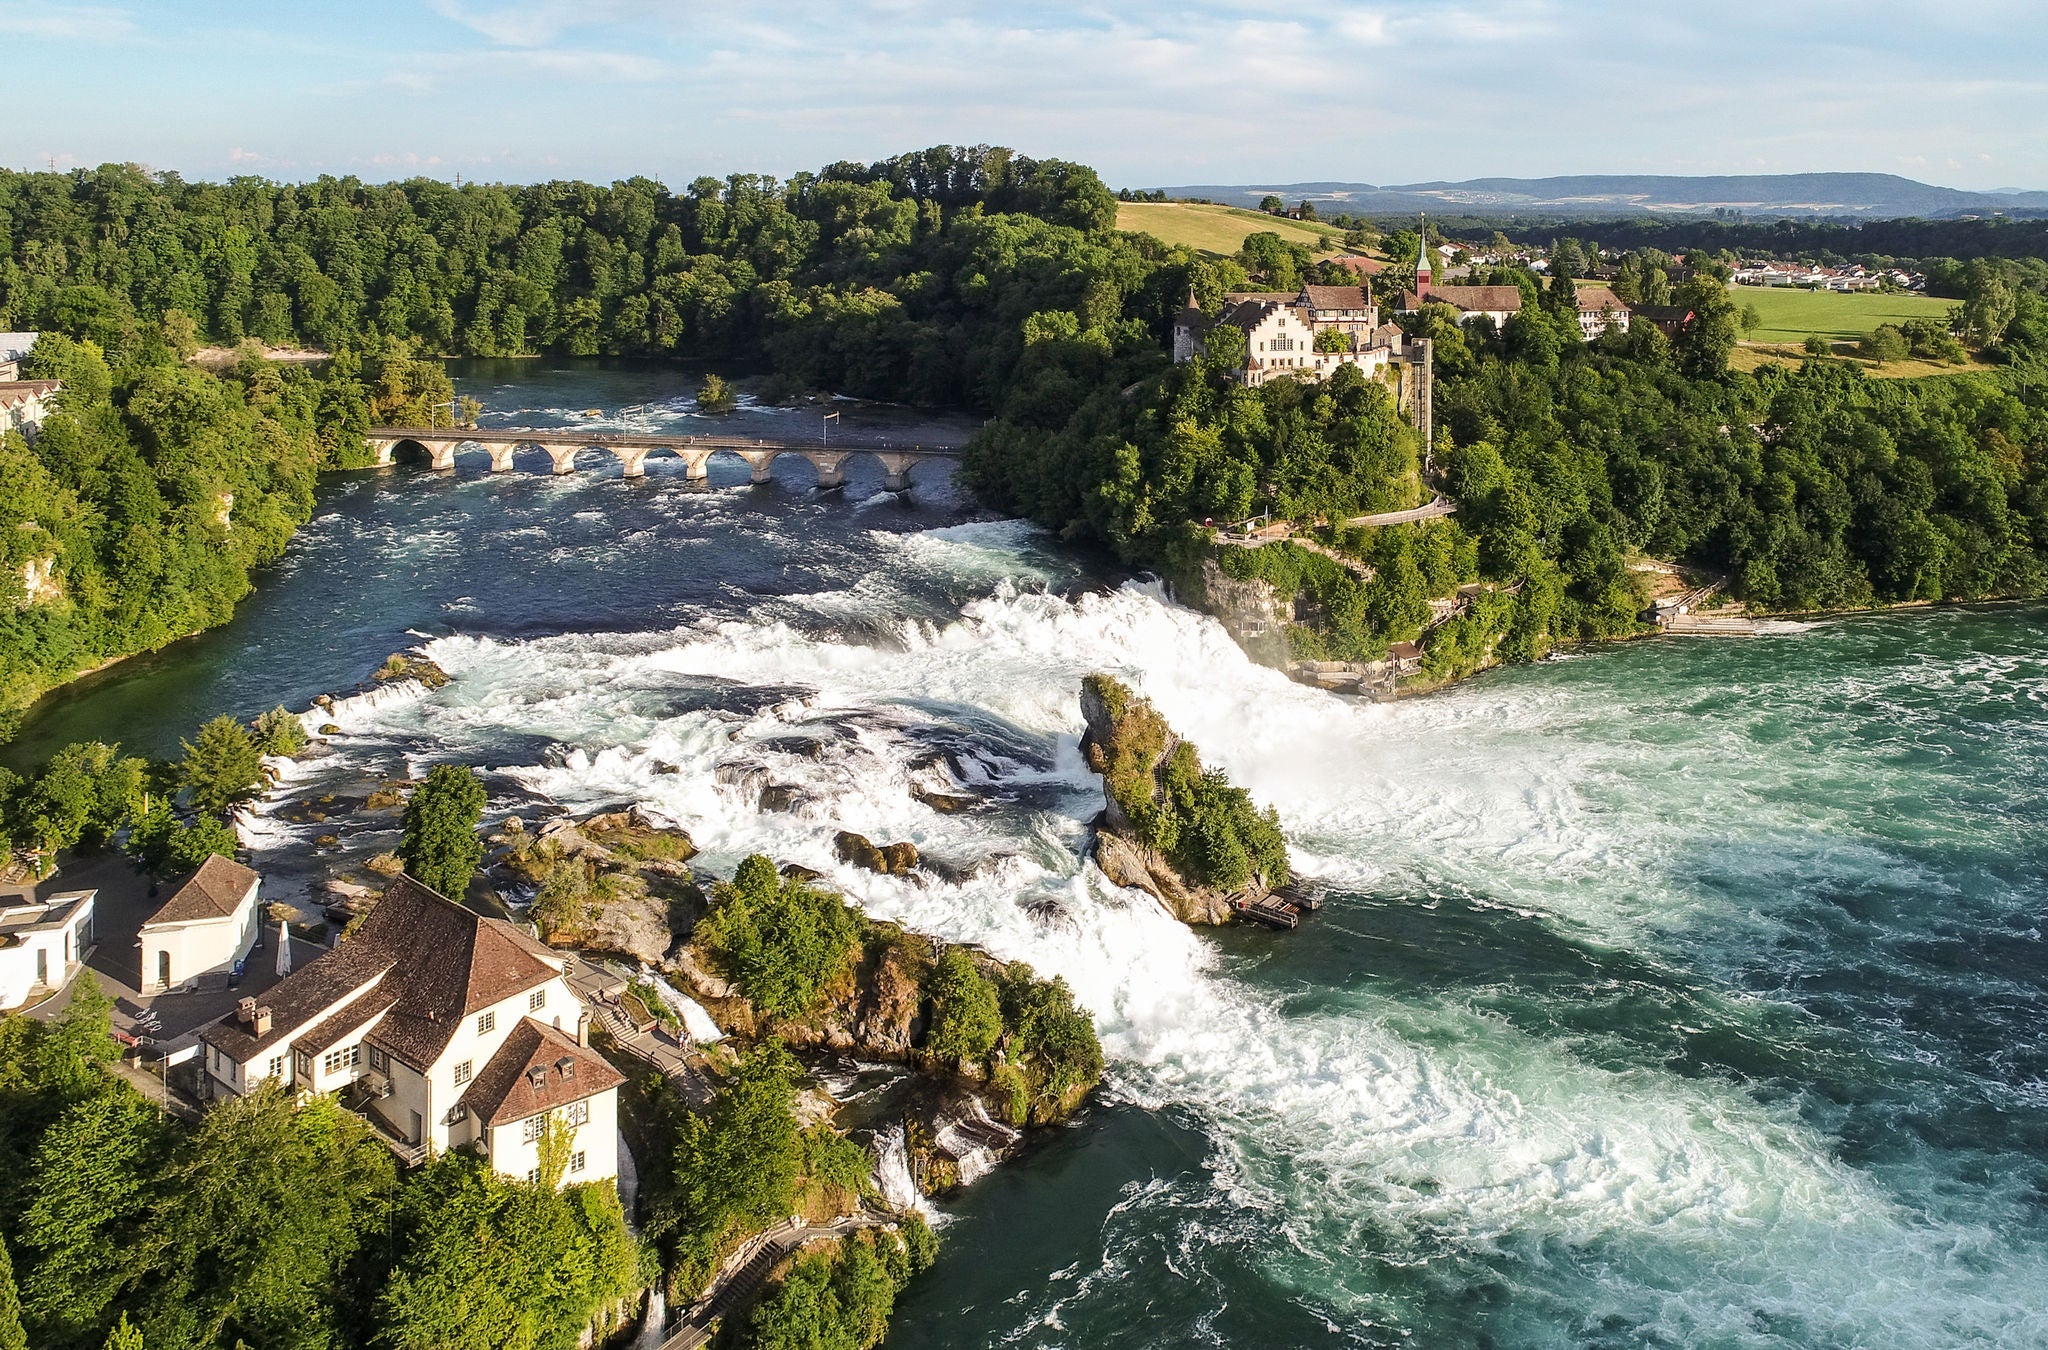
[17,362,2046,1348]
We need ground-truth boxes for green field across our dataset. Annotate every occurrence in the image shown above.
[1116,201,1347,258]
[1729,284,1955,344]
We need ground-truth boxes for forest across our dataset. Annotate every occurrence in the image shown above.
[4,143,2047,704]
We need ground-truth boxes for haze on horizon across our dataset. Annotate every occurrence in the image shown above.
[3,0,2046,192]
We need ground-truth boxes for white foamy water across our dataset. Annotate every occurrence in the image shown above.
[282,521,2048,1347]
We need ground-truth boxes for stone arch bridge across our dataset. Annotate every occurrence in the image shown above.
[365,427,963,491]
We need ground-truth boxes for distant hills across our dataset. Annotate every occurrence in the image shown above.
[1148,174,2048,221]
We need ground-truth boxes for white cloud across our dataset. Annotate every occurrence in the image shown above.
[0,1,133,40]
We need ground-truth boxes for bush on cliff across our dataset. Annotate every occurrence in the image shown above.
[922,948,1002,1066]
[696,856,861,1020]
[1083,674,1289,894]
[743,1223,936,1350]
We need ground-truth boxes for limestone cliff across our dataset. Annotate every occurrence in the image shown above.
[1184,557,1294,671]
[1080,673,1295,928]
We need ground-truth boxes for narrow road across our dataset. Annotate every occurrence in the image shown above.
[650,1214,893,1350]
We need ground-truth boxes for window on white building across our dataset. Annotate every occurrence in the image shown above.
[567,1100,590,1127]
[267,1055,284,1079]
[477,1011,496,1035]
[529,988,546,1012]
[521,1115,544,1143]
[569,1151,586,1174]
[322,1045,359,1076]
[368,1046,388,1074]
[526,1168,540,1184]
[453,1059,473,1085]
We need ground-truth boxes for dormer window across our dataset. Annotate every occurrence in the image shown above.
[555,1056,575,1080]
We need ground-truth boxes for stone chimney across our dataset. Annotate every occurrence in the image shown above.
[576,1010,590,1048]
[253,1006,272,1036]
[237,996,258,1026]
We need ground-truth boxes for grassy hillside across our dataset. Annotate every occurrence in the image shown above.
[1729,284,1956,344]
[1116,201,1346,258]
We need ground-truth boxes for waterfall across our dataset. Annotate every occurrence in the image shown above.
[873,1123,937,1218]
[632,1286,667,1350]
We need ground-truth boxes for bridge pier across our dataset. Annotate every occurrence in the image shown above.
[875,453,919,493]
[681,449,712,482]
[427,441,457,471]
[546,444,580,476]
[806,452,852,490]
[615,448,649,479]
[736,450,779,485]
[489,445,517,473]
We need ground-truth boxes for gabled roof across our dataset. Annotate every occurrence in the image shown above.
[1404,285,1524,314]
[0,381,60,407]
[456,1017,624,1128]
[201,874,562,1069]
[144,854,259,928]
[1302,285,1371,311]
[1574,284,1629,314]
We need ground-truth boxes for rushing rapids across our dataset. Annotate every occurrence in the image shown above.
[18,361,2047,1348]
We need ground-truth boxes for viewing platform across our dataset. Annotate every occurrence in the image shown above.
[366,426,965,491]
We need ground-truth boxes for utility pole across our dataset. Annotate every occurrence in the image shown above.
[822,408,839,448]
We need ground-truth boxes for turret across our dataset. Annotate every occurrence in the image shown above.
[1415,214,1432,298]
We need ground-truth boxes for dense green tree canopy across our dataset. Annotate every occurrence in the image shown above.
[400,763,487,899]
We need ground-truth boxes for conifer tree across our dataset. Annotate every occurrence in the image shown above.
[179,716,264,819]
[400,764,487,899]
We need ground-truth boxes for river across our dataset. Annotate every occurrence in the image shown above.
[18,361,2047,1348]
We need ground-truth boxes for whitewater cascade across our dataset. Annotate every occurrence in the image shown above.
[249,520,2048,1348]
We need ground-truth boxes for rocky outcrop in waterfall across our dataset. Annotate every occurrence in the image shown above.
[1081,674,1300,929]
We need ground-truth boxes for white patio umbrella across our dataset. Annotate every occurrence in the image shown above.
[275,919,292,976]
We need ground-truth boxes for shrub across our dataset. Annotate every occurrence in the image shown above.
[694,856,859,1021]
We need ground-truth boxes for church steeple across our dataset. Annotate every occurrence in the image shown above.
[1415,214,1432,296]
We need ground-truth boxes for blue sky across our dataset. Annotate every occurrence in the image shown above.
[4,0,2046,189]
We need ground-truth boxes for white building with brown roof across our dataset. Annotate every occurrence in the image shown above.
[138,855,262,993]
[1572,284,1632,339]
[199,874,622,1187]
[1174,284,1401,387]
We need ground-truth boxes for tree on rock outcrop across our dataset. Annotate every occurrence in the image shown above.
[400,764,486,900]
[1080,674,1289,896]
[923,948,1001,1066]
[179,716,263,819]
[695,855,859,1020]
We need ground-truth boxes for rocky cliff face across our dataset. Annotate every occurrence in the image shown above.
[1187,557,1294,670]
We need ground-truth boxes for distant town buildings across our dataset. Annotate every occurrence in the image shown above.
[1393,235,1629,337]
[1730,261,1922,291]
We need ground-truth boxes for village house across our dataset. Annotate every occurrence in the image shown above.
[138,854,263,994]
[198,874,623,1187]
[1172,283,1405,386]
[0,380,60,442]
[1572,283,1632,338]
[0,887,95,1011]
[1397,234,1631,340]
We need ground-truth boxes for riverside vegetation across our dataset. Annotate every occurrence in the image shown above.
[6,148,2048,703]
